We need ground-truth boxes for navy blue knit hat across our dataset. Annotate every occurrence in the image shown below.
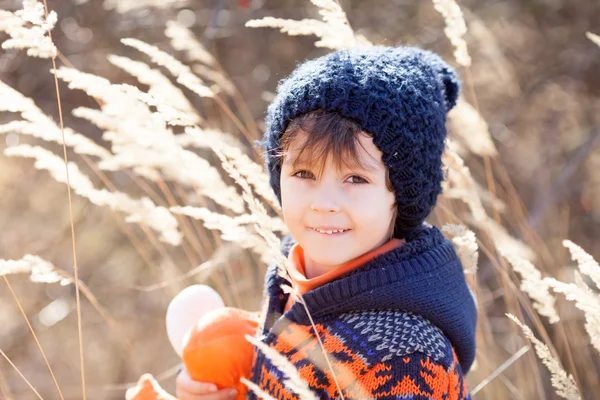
[262,45,460,237]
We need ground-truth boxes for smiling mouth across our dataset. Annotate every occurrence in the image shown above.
[310,227,351,235]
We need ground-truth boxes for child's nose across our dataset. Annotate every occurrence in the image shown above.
[310,186,341,213]
[310,202,339,213]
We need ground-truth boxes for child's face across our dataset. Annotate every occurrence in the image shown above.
[280,131,396,274]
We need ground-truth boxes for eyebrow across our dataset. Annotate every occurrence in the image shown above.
[284,154,381,173]
[352,159,380,173]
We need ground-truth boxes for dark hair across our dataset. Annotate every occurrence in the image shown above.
[276,109,397,239]
[276,109,394,192]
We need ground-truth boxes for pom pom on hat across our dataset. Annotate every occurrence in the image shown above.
[420,50,460,111]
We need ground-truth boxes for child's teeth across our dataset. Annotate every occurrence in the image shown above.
[313,228,347,234]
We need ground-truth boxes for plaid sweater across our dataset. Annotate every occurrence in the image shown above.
[249,224,477,399]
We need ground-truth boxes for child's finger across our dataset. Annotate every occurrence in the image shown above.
[176,368,218,394]
[209,389,238,400]
[177,389,237,400]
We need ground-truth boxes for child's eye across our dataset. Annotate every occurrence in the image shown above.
[292,170,315,180]
[346,175,368,184]
[292,169,368,185]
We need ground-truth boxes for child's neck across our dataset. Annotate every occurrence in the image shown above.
[303,256,336,279]
[302,237,392,279]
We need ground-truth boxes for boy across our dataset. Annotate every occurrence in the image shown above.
[177,45,477,400]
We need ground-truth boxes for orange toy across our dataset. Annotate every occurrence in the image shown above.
[126,374,177,400]
[182,307,259,400]
[128,285,259,400]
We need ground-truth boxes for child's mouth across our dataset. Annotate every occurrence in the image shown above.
[310,227,351,235]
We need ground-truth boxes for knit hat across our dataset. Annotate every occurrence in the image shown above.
[261,45,460,237]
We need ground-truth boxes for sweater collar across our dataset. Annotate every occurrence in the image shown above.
[287,238,405,296]
[263,224,478,374]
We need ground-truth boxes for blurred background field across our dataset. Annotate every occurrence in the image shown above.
[0,0,599,399]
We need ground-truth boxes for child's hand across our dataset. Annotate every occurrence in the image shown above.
[176,368,238,400]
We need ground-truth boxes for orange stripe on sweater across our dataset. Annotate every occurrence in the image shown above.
[263,321,469,399]
[271,321,410,398]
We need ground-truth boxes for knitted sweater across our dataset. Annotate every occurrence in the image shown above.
[249,224,477,399]
[283,238,405,312]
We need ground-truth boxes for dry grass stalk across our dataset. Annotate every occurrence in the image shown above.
[163,21,238,105]
[4,145,182,245]
[442,223,479,274]
[54,66,162,136]
[0,80,111,159]
[116,83,199,128]
[53,66,155,133]
[499,250,560,324]
[467,18,521,97]
[474,178,507,214]
[134,242,244,291]
[442,145,488,222]
[545,273,600,355]
[102,0,189,13]
[214,144,348,399]
[586,32,600,47]
[53,66,245,213]
[121,38,215,98]
[240,378,278,400]
[170,205,276,264]
[177,127,245,160]
[245,0,368,50]
[214,143,328,396]
[543,240,600,356]
[70,106,159,187]
[244,334,319,400]
[3,254,134,358]
[442,146,535,260]
[507,314,580,400]
[0,348,43,400]
[432,0,471,67]
[0,0,57,58]
[108,54,201,123]
[42,1,88,395]
[449,97,498,156]
[470,345,530,395]
[191,64,236,96]
[1,252,133,371]
[478,216,535,261]
[0,254,71,285]
[165,20,216,67]
[171,206,286,235]
[5,1,596,398]
[213,141,282,213]
[113,85,249,188]
[562,240,600,289]
[212,144,290,282]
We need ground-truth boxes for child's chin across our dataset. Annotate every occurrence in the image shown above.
[304,249,354,268]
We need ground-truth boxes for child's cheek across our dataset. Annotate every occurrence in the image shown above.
[281,179,306,219]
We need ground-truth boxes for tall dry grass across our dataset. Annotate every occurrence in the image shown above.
[0,0,599,399]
